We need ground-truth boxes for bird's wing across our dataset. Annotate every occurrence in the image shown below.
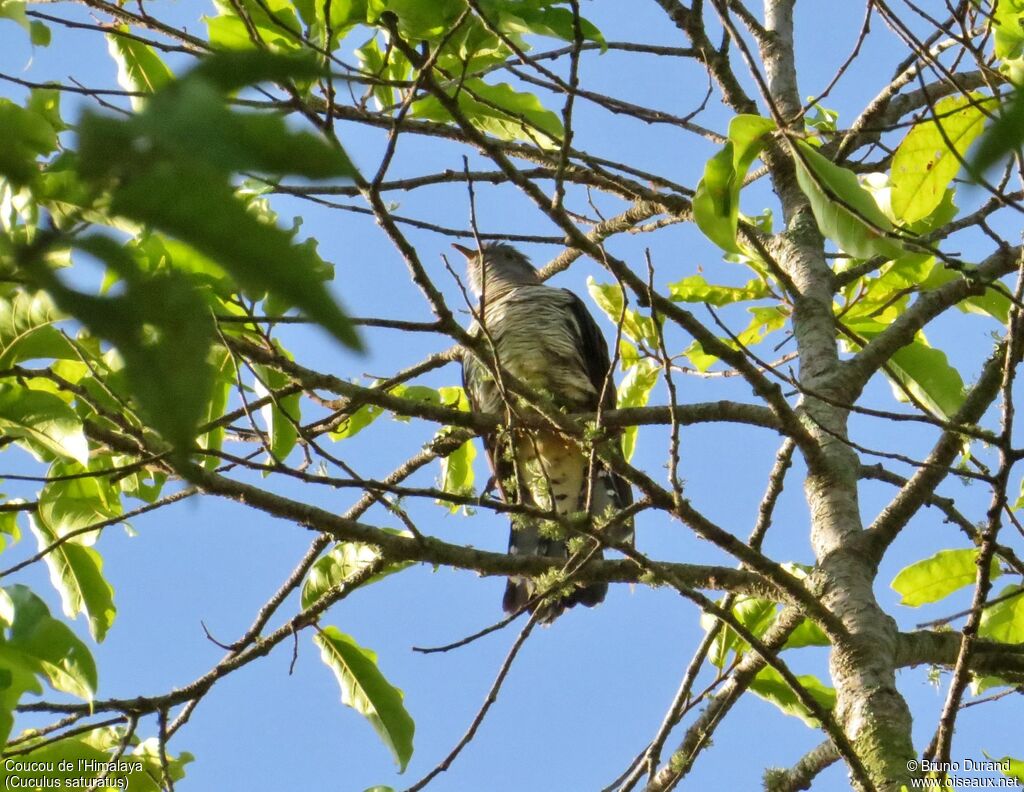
[561,289,634,516]
[562,289,616,412]
[461,344,517,503]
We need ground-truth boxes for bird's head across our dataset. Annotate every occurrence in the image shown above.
[452,242,539,298]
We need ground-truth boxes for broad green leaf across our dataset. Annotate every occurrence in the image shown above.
[891,94,994,223]
[495,3,605,48]
[412,79,563,145]
[616,358,659,462]
[34,237,218,455]
[28,19,48,46]
[971,87,1024,177]
[331,403,385,440]
[995,755,1024,783]
[0,0,28,32]
[315,626,415,771]
[0,99,58,186]
[749,667,835,728]
[692,114,776,253]
[587,278,659,346]
[29,513,116,641]
[0,661,40,745]
[782,618,830,650]
[79,156,361,350]
[106,28,174,110]
[891,548,1001,607]
[2,584,97,700]
[793,141,904,259]
[130,738,194,788]
[438,436,475,512]
[979,584,1024,644]
[254,361,301,463]
[0,505,22,552]
[356,35,410,111]
[0,291,75,367]
[668,274,770,306]
[0,384,88,464]
[301,540,411,610]
[38,459,123,545]
[371,0,464,39]
[701,596,778,667]
[845,322,966,419]
[992,0,1024,64]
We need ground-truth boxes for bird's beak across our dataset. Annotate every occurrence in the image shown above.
[451,243,477,258]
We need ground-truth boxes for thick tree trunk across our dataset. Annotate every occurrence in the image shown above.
[761,2,917,788]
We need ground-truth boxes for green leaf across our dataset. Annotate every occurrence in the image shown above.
[793,141,904,259]
[254,361,301,462]
[845,322,966,419]
[891,548,1001,607]
[700,596,777,667]
[371,0,464,39]
[979,585,1024,644]
[668,274,770,306]
[38,459,123,545]
[106,28,174,110]
[971,87,1024,178]
[0,384,88,464]
[890,94,994,223]
[412,79,563,145]
[33,236,218,455]
[586,278,659,346]
[0,0,28,32]
[79,155,361,350]
[29,513,116,641]
[28,20,49,46]
[992,0,1024,64]
[315,626,415,771]
[495,3,605,49]
[616,358,659,462]
[782,618,830,650]
[0,98,59,186]
[0,290,75,367]
[301,540,410,609]
[1,584,97,700]
[994,755,1024,784]
[438,436,475,512]
[331,403,385,440]
[692,114,776,253]
[749,667,835,728]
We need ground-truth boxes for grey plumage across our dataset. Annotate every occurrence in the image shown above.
[457,243,633,622]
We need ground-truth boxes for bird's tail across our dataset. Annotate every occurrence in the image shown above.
[502,525,609,623]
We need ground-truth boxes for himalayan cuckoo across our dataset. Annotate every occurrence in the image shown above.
[456,242,634,622]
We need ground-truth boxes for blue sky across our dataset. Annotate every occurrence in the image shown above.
[0,1,1020,790]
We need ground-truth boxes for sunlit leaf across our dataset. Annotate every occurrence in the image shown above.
[315,626,415,771]
[38,460,122,547]
[793,141,904,259]
[890,94,994,223]
[301,540,411,610]
[29,511,116,641]
[105,28,174,110]
[0,384,88,464]
[587,278,659,346]
[1,584,97,700]
[616,358,659,462]
[693,114,776,253]
[891,548,1001,607]
[0,291,74,367]
[979,585,1024,644]
[438,436,475,512]
[413,79,563,145]
[749,667,835,728]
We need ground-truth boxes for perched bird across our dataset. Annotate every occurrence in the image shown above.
[456,242,633,622]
